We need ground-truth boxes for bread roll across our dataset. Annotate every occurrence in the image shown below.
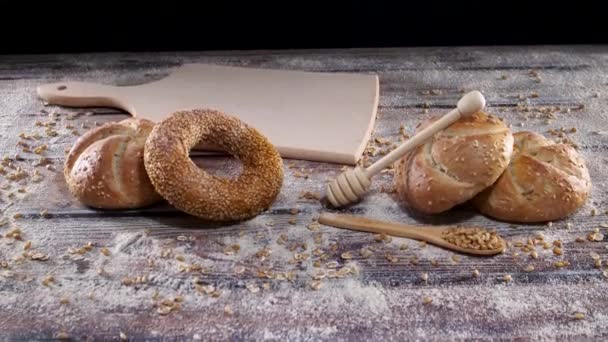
[394,111,513,214]
[64,118,163,209]
[473,131,591,222]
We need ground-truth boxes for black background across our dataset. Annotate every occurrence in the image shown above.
[2,2,606,54]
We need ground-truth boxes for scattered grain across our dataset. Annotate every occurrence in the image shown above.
[246,283,260,294]
[573,312,586,320]
[224,305,234,316]
[310,280,323,290]
[341,251,353,260]
[421,272,429,283]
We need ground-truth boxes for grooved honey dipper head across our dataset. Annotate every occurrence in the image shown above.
[326,166,372,207]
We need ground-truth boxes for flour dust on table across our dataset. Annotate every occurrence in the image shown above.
[1,47,608,340]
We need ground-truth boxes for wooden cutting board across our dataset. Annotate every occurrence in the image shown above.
[36,63,379,165]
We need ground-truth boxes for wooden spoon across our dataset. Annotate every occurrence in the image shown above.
[318,213,506,256]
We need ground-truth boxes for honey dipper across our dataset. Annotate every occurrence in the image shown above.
[324,90,486,208]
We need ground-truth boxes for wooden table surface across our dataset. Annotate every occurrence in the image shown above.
[1,46,608,341]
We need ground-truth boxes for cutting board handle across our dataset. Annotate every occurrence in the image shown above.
[36,81,131,112]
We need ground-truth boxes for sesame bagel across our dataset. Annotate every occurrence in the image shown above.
[143,109,284,222]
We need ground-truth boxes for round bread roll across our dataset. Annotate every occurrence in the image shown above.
[473,131,591,222]
[394,111,513,214]
[64,118,163,209]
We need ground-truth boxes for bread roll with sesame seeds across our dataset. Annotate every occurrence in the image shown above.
[64,118,163,209]
[143,109,284,222]
[393,111,514,214]
[472,131,591,222]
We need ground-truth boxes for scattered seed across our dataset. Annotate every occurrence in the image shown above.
[374,233,386,242]
[30,253,49,261]
[573,312,585,320]
[54,332,70,340]
[307,223,321,231]
[325,261,339,269]
[224,305,234,316]
[588,231,604,242]
[421,272,429,283]
[33,144,48,154]
[360,248,373,258]
[40,209,51,218]
[386,254,399,263]
[341,251,353,260]
[472,269,480,278]
[246,283,260,294]
[310,280,323,290]
[41,275,55,287]
[524,265,535,272]
[422,296,433,304]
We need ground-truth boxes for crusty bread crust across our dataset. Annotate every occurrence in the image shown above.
[143,109,284,222]
[394,111,513,214]
[64,118,163,209]
[473,131,591,222]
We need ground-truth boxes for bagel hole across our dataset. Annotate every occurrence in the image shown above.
[190,152,244,180]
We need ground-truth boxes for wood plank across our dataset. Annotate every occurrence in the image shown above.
[1,45,608,340]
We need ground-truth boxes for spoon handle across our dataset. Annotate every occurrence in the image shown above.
[318,213,446,243]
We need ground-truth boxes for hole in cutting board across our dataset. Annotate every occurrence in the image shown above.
[57,85,67,91]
